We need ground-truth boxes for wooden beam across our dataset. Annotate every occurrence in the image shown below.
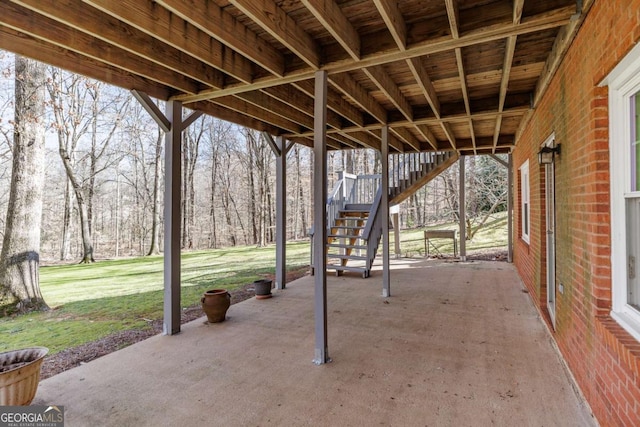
[230,0,320,69]
[261,85,343,130]
[155,0,285,76]
[0,2,200,94]
[212,96,303,133]
[407,57,441,118]
[469,118,477,154]
[301,0,360,60]
[0,24,170,101]
[373,0,407,50]
[288,105,529,140]
[454,49,471,116]
[14,0,225,88]
[347,131,382,151]
[513,0,525,24]
[190,100,282,135]
[391,127,421,152]
[415,125,438,151]
[329,73,388,124]
[440,122,457,150]
[131,90,171,132]
[444,0,460,39]
[236,91,315,129]
[532,2,591,107]
[293,80,365,127]
[363,65,413,122]
[493,35,517,151]
[368,129,405,152]
[85,0,254,83]
[177,6,576,102]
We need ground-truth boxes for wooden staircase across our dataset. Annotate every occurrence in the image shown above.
[317,150,459,278]
[326,205,371,277]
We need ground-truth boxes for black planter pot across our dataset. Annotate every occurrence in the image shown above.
[253,279,273,299]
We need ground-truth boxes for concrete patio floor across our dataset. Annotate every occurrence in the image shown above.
[34,259,596,426]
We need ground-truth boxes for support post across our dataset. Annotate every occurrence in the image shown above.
[313,70,330,365]
[459,155,467,261]
[507,153,514,262]
[163,100,182,335]
[275,136,287,289]
[132,92,201,336]
[391,206,401,258]
[381,126,391,297]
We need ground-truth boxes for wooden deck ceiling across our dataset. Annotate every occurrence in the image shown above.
[0,0,589,154]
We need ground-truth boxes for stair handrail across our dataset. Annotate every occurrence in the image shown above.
[360,186,384,271]
[362,186,382,240]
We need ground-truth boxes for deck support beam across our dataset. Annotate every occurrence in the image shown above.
[163,100,183,335]
[265,132,292,290]
[133,92,203,336]
[459,155,467,261]
[381,126,391,297]
[391,206,401,258]
[313,70,330,365]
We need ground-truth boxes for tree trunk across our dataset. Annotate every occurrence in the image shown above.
[147,129,162,255]
[60,178,72,260]
[0,55,48,315]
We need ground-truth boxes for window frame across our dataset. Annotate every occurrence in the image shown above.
[520,160,530,244]
[604,42,640,341]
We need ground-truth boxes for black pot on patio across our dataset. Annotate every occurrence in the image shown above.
[253,279,273,299]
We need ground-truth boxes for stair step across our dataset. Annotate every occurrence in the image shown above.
[332,225,365,230]
[339,211,369,217]
[327,254,368,261]
[326,264,370,277]
[344,204,371,211]
[328,234,364,240]
[327,243,367,250]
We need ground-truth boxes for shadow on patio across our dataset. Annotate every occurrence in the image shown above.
[34,259,595,426]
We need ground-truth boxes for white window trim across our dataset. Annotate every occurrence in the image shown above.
[603,42,640,341]
[520,160,530,244]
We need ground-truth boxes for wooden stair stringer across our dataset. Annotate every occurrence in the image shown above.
[389,152,460,205]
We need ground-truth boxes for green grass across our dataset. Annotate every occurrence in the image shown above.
[0,214,507,355]
[392,212,508,257]
[0,242,311,354]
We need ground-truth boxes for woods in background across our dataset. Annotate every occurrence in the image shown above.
[0,53,508,265]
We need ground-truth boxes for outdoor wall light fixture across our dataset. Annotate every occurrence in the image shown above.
[538,144,561,165]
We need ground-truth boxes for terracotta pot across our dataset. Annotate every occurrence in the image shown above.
[201,289,231,323]
[0,347,48,405]
[253,279,273,299]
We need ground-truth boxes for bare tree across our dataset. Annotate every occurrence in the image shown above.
[47,71,129,262]
[0,55,47,315]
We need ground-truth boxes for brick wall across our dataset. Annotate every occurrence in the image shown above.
[513,2,640,425]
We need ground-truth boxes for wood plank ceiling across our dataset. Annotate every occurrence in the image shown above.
[0,0,589,154]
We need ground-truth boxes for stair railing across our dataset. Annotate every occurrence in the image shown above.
[327,171,356,230]
[361,187,383,272]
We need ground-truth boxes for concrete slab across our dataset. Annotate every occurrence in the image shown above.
[34,259,596,426]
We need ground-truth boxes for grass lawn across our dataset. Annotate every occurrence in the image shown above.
[0,212,507,355]
[0,242,311,354]
[393,212,508,257]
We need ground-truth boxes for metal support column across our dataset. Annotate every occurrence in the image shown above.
[313,70,330,365]
[507,153,514,262]
[459,155,467,261]
[381,126,391,297]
